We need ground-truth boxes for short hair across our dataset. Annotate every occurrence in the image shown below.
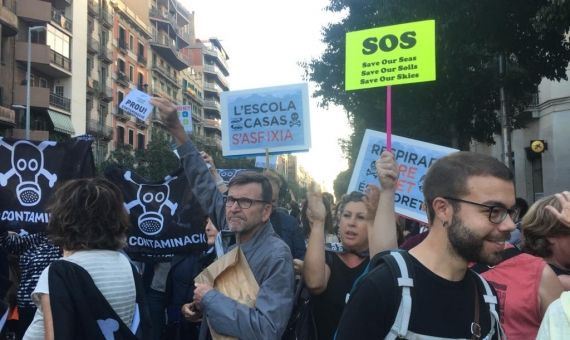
[262,169,282,188]
[228,171,273,204]
[521,195,570,258]
[423,152,513,223]
[46,177,131,251]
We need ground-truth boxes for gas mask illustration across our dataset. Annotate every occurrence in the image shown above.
[0,139,58,207]
[123,171,178,236]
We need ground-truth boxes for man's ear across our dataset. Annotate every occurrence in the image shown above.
[432,197,452,226]
[262,204,272,222]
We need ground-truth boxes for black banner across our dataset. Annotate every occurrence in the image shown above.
[105,167,208,262]
[0,137,95,233]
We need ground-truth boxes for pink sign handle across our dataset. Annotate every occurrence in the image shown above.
[386,86,392,152]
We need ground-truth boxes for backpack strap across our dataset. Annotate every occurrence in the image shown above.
[385,251,414,340]
[472,271,506,340]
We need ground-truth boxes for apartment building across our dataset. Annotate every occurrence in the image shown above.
[0,0,18,135]
[110,0,151,154]
[180,66,204,135]
[8,0,87,141]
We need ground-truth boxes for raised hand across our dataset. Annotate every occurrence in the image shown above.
[375,151,399,191]
[306,182,326,227]
[546,191,570,227]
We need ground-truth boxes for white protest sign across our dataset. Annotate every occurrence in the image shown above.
[255,155,277,169]
[221,83,311,156]
[177,105,192,133]
[348,129,458,222]
[119,89,153,121]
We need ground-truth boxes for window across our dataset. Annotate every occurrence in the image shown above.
[138,72,144,89]
[118,59,125,73]
[54,85,64,97]
[116,126,125,146]
[138,42,144,57]
[101,66,108,81]
[117,91,124,114]
[87,57,93,76]
[137,133,145,149]
[46,26,69,57]
[128,129,134,145]
[531,156,544,201]
[86,97,93,113]
[129,65,134,81]
[1,36,8,64]
[129,35,134,51]
[100,29,109,47]
[119,27,126,49]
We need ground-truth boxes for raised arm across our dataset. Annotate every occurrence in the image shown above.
[302,183,330,295]
[201,151,228,194]
[152,97,227,231]
[368,151,399,258]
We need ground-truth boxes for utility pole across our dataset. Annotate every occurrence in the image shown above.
[498,54,513,171]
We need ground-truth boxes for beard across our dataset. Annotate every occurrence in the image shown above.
[447,214,507,265]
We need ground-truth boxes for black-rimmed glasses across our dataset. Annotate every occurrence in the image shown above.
[443,197,520,224]
[223,196,269,209]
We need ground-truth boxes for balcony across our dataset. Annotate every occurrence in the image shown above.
[203,64,229,90]
[150,29,188,71]
[203,118,221,131]
[88,0,99,17]
[136,119,147,130]
[113,106,129,121]
[87,119,113,140]
[17,0,51,22]
[100,10,113,28]
[98,44,112,63]
[87,79,96,94]
[118,39,128,53]
[0,106,16,126]
[203,46,229,76]
[116,71,129,87]
[152,62,179,87]
[203,99,220,111]
[99,84,113,101]
[137,54,147,66]
[87,36,99,54]
[203,82,220,94]
[0,2,18,36]
[13,86,71,113]
[15,41,71,78]
[51,9,72,32]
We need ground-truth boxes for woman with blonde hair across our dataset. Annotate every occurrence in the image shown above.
[522,191,570,290]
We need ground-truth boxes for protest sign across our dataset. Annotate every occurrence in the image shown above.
[119,88,153,120]
[177,105,193,133]
[105,167,208,261]
[347,129,457,222]
[0,138,95,232]
[221,83,311,156]
[255,155,277,169]
[345,20,436,90]
[216,169,247,184]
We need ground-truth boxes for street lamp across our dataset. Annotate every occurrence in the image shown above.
[26,25,46,140]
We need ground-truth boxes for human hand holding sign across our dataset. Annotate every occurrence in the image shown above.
[546,191,570,227]
[151,97,189,145]
[375,151,399,191]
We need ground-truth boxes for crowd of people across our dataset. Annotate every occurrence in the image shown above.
[0,97,569,339]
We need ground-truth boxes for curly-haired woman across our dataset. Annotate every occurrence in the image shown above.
[24,178,147,340]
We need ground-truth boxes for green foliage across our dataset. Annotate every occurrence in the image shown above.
[308,0,570,166]
[333,168,352,200]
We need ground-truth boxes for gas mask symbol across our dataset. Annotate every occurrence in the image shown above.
[0,139,58,206]
[123,171,178,236]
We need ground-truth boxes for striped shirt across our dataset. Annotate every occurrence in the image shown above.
[0,232,61,308]
[24,250,136,340]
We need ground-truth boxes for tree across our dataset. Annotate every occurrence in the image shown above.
[307,0,570,166]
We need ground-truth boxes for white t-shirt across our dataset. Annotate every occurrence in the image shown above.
[24,250,136,340]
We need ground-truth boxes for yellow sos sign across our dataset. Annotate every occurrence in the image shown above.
[345,20,436,90]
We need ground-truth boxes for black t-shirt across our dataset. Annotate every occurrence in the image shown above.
[312,252,369,340]
[335,254,498,339]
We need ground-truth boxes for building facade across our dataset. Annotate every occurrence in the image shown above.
[7,0,85,141]
[471,70,570,204]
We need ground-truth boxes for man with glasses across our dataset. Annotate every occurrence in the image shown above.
[153,98,294,340]
[336,151,520,339]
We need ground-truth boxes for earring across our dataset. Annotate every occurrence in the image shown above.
[442,221,449,227]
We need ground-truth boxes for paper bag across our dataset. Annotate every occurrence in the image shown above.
[195,246,259,340]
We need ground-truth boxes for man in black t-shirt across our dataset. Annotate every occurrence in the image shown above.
[336,152,517,339]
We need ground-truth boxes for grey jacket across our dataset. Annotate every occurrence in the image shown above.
[177,142,295,340]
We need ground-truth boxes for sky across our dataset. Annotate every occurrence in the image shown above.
[181,0,351,193]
